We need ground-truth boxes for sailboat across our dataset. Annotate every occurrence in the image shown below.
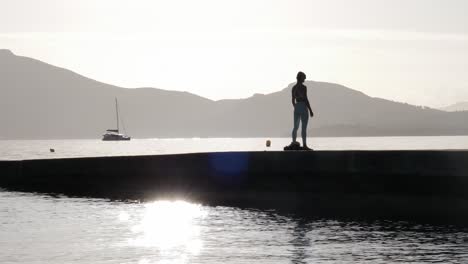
[102,98,131,141]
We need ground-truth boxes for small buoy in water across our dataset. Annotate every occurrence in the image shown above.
[50,148,55,153]
[266,140,271,147]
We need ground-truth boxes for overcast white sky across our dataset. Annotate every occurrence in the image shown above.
[1,0,468,107]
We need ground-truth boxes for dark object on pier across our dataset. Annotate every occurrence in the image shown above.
[284,142,302,151]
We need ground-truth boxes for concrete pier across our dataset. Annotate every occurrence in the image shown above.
[1,151,468,223]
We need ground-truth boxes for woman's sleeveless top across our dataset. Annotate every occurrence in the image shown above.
[292,84,307,102]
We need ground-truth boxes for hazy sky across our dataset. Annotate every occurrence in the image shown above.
[1,0,468,107]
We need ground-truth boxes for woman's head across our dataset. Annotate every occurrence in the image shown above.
[296,71,306,83]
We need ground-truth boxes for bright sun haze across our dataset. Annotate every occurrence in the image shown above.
[1,0,468,107]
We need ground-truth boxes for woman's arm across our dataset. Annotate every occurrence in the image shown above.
[305,86,314,117]
[291,86,296,106]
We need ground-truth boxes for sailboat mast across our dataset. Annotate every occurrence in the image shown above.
[115,98,119,132]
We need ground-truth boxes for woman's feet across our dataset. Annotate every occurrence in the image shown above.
[302,145,313,151]
[284,142,313,151]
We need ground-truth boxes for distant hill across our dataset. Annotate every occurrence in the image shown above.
[1,49,468,139]
[440,102,468,112]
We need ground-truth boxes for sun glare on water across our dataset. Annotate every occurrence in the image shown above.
[127,200,206,258]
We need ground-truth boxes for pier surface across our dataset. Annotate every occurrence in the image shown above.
[1,151,468,223]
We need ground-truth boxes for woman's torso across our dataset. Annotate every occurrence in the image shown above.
[292,84,307,103]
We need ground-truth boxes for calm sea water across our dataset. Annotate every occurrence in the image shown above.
[1,136,468,160]
[1,137,468,263]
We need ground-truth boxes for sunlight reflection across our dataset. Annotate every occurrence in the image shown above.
[138,259,150,264]
[119,211,130,222]
[129,200,206,257]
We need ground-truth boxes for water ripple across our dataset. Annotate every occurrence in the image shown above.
[1,191,468,263]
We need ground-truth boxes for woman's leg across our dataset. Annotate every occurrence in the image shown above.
[292,111,300,142]
[300,112,309,146]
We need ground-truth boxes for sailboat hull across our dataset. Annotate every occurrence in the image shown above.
[102,133,131,141]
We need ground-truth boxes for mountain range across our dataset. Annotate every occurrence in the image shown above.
[1,49,468,139]
[440,102,468,112]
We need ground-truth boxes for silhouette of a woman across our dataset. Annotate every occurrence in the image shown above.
[291,71,313,150]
